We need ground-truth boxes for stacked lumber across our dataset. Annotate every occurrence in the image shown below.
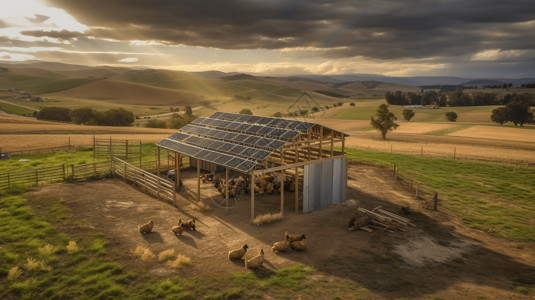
[348,206,415,233]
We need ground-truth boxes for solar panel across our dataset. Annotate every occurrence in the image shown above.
[248,116,262,124]
[267,128,286,138]
[245,125,263,134]
[267,140,286,149]
[214,153,233,165]
[229,145,247,154]
[214,131,228,139]
[235,123,251,131]
[204,150,221,162]
[254,138,271,148]
[240,147,258,157]
[280,130,300,140]
[226,157,245,168]
[225,122,242,130]
[236,114,252,122]
[210,112,224,119]
[191,118,205,125]
[231,134,249,143]
[195,149,211,160]
[252,150,271,161]
[169,132,190,141]
[257,126,274,135]
[217,143,234,152]
[256,117,273,125]
[236,160,256,172]
[243,135,261,145]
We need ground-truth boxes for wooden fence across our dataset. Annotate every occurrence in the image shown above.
[0,165,66,188]
[112,157,176,205]
[1,145,77,156]
[70,161,113,181]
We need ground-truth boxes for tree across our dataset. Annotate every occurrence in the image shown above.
[144,119,167,128]
[35,107,72,122]
[311,106,319,112]
[350,102,355,107]
[99,108,134,126]
[402,109,415,121]
[239,108,253,115]
[507,100,533,126]
[491,107,509,125]
[370,104,399,140]
[273,112,282,117]
[445,111,458,122]
[70,108,99,124]
[185,106,193,116]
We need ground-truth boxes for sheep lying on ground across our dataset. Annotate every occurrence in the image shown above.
[245,249,264,269]
[285,231,305,242]
[171,219,184,236]
[290,236,307,251]
[228,244,248,260]
[271,236,290,252]
[181,218,196,231]
[138,220,153,234]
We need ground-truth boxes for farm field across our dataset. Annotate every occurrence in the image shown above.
[1,157,534,299]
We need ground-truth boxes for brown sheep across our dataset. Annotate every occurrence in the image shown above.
[181,218,196,231]
[171,219,184,236]
[138,220,153,234]
[245,249,264,269]
[271,236,290,252]
[290,237,307,251]
[228,244,248,260]
[285,231,306,242]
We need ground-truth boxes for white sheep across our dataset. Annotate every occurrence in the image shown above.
[138,220,153,234]
[228,244,248,260]
[245,249,264,269]
[171,219,184,236]
[271,236,290,252]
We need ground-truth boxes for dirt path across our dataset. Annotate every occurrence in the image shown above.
[31,164,535,299]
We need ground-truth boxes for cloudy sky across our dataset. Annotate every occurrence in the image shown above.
[0,0,534,77]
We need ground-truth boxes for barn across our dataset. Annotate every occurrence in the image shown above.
[156,112,348,221]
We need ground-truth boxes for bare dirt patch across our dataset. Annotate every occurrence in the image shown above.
[29,164,535,299]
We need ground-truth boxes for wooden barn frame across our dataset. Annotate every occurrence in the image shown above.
[156,112,348,221]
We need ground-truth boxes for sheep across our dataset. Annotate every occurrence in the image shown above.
[181,218,196,231]
[171,219,184,236]
[228,244,248,260]
[285,231,306,242]
[290,237,307,251]
[138,220,153,234]
[271,236,290,252]
[245,249,264,269]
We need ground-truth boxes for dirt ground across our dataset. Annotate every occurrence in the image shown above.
[31,163,535,299]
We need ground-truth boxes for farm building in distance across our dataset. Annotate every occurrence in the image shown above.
[156,112,348,221]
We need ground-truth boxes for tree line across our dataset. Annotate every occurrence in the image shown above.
[386,90,534,107]
[35,107,135,126]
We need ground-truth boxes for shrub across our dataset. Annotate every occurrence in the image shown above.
[144,119,167,128]
[166,254,191,268]
[445,111,458,122]
[158,249,177,262]
[253,212,283,225]
[239,108,253,115]
[66,241,79,254]
[133,245,155,261]
[36,107,72,122]
[8,266,22,281]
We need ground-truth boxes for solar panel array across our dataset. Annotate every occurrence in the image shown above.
[210,112,316,132]
[158,112,323,173]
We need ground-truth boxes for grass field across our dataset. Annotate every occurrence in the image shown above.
[345,148,535,243]
[0,101,36,117]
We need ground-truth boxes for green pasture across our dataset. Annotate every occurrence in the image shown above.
[0,102,35,117]
[346,148,535,243]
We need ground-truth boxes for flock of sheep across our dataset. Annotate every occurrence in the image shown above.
[138,219,306,270]
[201,172,296,197]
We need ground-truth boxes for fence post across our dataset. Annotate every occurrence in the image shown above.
[7,173,10,188]
[433,192,438,211]
[71,165,75,181]
[453,147,456,160]
[421,145,423,156]
[62,165,65,180]
[35,169,39,185]
[415,183,419,199]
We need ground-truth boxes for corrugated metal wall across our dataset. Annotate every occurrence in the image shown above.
[303,156,346,213]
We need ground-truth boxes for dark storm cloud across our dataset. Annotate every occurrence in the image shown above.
[48,0,535,60]
[20,29,83,40]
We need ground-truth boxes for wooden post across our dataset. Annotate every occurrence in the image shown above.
[93,135,95,159]
[250,173,255,222]
[319,126,323,158]
[330,131,334,156]
[453,147,456,160]
[433,192,438,211]
[156,147,161,177]
[62,165,65,180]
[71,165,75,181]
[126,140,129,159]
[421,145,423,156]
[197,161,200,202]
[35,169,38,185]
[175,152,180,190]
[7,173,10,188]
[416,183,419,199]
[225,167,229,209]
[295,143,299,213]
[139,141,142,168]
[68,136,71,150]
[280,170,285,215]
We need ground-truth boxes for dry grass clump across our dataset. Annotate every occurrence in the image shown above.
[132,245,155,261]
[166,254,191,268]
[8,266,22,281]
[253,212,283,226]
[158,249,177,262]
[66,241,79,254]
[38,244,54,255]
[25,257,52,271]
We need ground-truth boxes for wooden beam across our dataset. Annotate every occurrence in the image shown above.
[225,167,229,209]
[253,154,346,175]
[319,126,323,158]
[280,169,284,216]
[295,142,299,213]
[197,160,200,202]
[156,147,161,177]
[250,173,255,222]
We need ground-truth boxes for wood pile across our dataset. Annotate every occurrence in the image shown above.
[348,206,415,233]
